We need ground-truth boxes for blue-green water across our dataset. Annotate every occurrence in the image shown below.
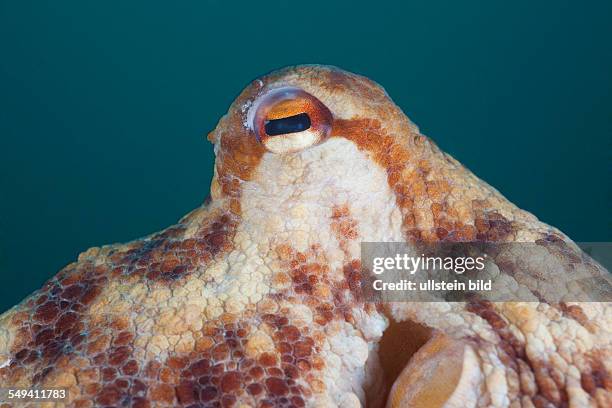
[0,1,610,312]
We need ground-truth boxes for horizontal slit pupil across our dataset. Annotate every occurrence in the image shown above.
[264,113,311,136]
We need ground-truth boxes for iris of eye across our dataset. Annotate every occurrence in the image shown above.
[264,113,311,136]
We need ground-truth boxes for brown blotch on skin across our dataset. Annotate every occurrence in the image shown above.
[266,377,289,396]
[276,245,361,326]
[150,383,175,404]
[331,204,359,242]
[474,212,515,242]
[559,302,597,333]
[175,381,198,404]
[259,352,278,367]
[95,385,122,405]
[121,360,139,376]
[342,259,365,301]
[220,371,242,392]
[116,212,237,283]
[580,350,612,396]
[34,301,60,323]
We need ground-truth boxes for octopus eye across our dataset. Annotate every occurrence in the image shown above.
[265,113,311,136]
[250,87,333,154]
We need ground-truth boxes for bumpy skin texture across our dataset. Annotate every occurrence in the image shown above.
[0,66,610,408]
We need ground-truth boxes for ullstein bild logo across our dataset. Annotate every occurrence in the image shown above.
[360,242,612,303]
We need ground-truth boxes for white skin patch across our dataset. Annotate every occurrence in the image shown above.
[241,137,404,260]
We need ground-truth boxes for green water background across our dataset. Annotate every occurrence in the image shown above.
[0,1,610,312]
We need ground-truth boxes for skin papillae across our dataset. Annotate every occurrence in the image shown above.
[0,66,610,408]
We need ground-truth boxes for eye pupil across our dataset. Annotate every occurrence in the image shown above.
[264,113,311,136]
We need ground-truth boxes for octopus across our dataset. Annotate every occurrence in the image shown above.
[0,65,610,408]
